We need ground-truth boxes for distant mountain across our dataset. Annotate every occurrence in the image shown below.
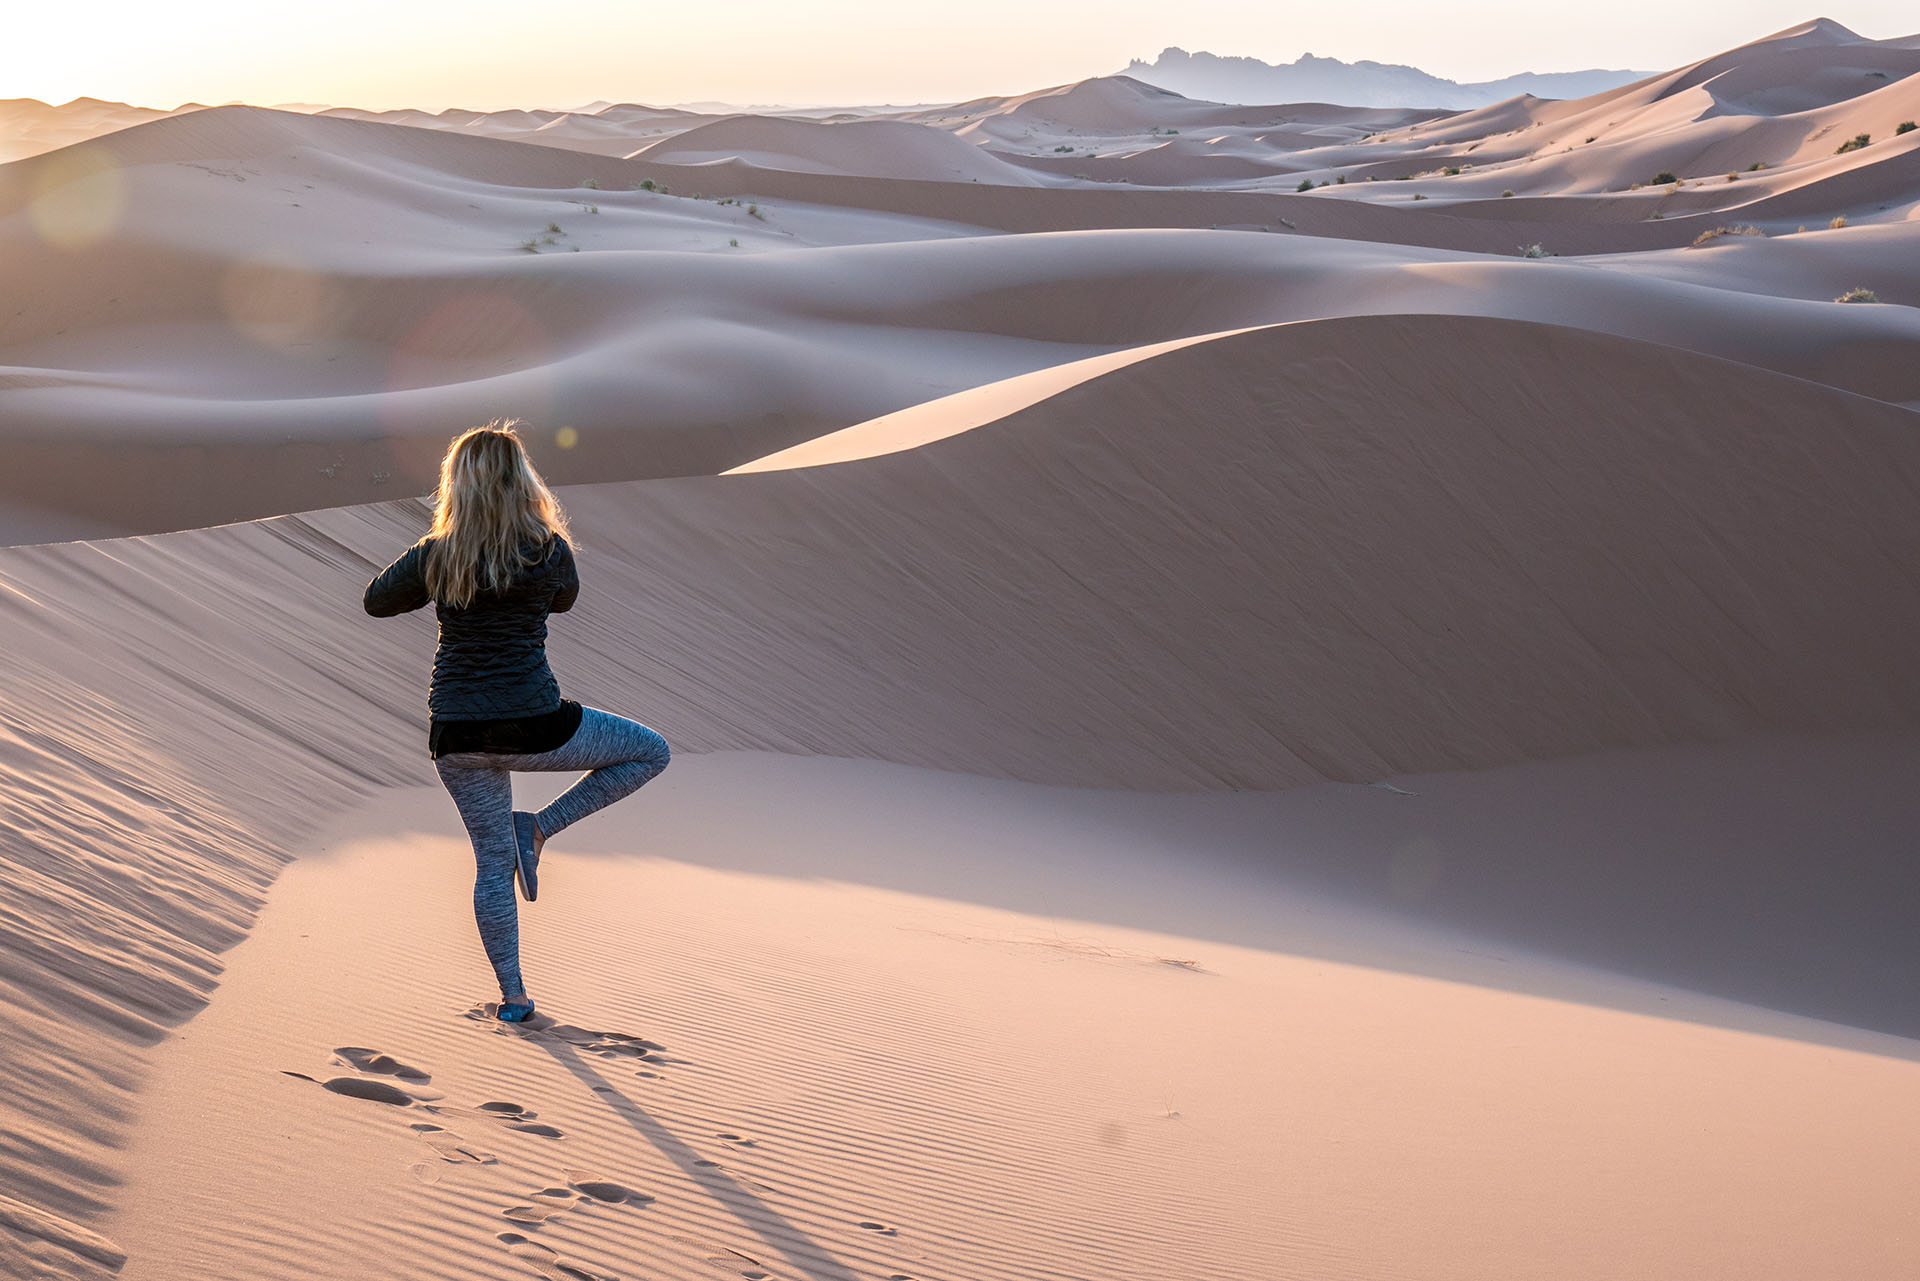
[1121,48,1648,108]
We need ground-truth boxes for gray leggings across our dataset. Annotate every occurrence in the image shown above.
[434,707,671,998]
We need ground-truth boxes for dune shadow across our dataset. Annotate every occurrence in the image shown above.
[529,733,1920,1057]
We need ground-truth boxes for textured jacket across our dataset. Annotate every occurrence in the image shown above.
[364,534,579,721]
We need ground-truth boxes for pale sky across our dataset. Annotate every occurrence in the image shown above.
[9,2,1913,111]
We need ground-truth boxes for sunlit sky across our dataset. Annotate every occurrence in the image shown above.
[11,2,1913,111]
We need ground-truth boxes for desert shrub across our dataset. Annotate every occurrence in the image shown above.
[748,203,764,219]
[1518,243,1553,257]
[1652,170,1677,184]
[581,177,600,189]
[546,222,561,234]
[521,238,538,252]
[1835,134,1870,154]
[1898,121,1917,135]
[1836,287,1879,303]
[1830,214,1849,229]
[1747,161,1767,170]
[1690,224,1763,246]
[1335,174,1346,184]
[587,204,598,214]
[1501,189,1515,197]
[1054,144,1074,152]
[1412,192,1426,200]
[1726,173,1738,182]
[728,238,739,247]
[1296,178,1315,191]
[634,178,657,191]
[1650,211,1664,220]
[1443,165,1460,175]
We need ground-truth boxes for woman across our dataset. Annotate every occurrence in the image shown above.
[364,421,670,1023]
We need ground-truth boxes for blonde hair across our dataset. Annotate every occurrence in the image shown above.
[423,420,572,609]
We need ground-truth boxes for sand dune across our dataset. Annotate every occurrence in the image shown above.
[0,96,182,164]
[630,114,1046,184]
[6,77,1919,541]
[6,308,1920,1275]
[5,18,1920,1278]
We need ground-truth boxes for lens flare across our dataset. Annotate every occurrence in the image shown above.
[555,426,579,449]
[219,257,345,350]
[380,291,555,437]
[29,145,124,249]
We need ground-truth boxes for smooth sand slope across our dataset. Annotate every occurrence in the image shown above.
[5,309,1920,1275]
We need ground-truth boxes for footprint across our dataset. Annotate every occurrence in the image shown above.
[496,1232,618,1281]
[563,1170,653,1205]
[466,1001,555,1030]
[420,1130,497,1164]
[334,1047,431,1080]
[297,1074,416,1106]
[713,1245,768,1278]
[715,1132,759,1148]
[856,1221,899,1236]
[509,1122,565,1138]
[283,1068,441,1106]
[503,1184,586,1225]
[502,1201,568,1225]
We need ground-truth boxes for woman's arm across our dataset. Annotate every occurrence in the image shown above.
[364,541,432,616]
[549,536,580,613]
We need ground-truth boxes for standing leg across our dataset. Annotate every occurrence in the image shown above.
[433,757,527,1002]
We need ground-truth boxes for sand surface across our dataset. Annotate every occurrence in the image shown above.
[104,753,1920,1281]
[3,15,1920,1279]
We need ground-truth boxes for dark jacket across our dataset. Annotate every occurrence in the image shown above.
[364,533,579,722]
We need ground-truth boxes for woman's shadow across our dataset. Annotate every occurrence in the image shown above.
[524,1026,870,1281]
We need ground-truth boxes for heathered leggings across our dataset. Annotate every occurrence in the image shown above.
[434,707,671,999]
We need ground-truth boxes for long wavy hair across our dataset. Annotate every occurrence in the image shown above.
[423,420,572,609]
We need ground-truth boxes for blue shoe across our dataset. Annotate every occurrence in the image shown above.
[497,999,536,1023]
[512,811,541,902]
